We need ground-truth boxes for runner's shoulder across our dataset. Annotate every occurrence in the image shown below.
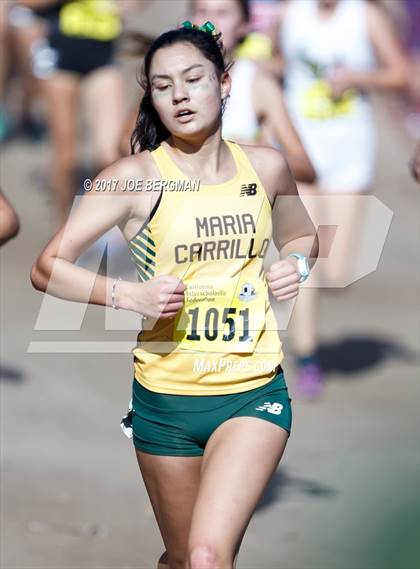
[94,150,159,193]
[237,144,289,190]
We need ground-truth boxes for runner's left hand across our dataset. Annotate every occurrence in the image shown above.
[266,259,300,301]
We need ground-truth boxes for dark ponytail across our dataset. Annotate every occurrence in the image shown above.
[130,27,231,154]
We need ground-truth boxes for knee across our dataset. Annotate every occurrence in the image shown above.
[188,544,230,569]
[157,549,185,569]
[156,550,169,569]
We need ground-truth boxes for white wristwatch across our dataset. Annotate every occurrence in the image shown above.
[287,253,310,283]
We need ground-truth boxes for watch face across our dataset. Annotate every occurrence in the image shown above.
[297,257,310,282]
[288,253,310,281]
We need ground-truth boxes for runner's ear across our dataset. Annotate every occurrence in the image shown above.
[220,72,231,103]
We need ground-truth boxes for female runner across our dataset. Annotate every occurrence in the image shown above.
[28,0,125,225]
[277,0,408,397]
[119,0,315,183]
[192,0,315,182]
[31,24,318,569]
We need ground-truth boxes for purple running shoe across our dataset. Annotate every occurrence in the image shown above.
[295,364,324,400]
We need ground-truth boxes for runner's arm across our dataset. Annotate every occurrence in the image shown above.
[363,1,409,91]
[254,69,316,183]
[30,160,138,308]
[329,2,408,98]
[249,146,318,266]
[30,158,185,318]
[0,190,20,246]
[272,154,318,267]
[249,146,318,300]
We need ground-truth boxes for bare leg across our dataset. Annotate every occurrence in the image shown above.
[187,417,289,568]
[43,72,79,225]
[290,185,368,398]
[0,1,9,97]
[289,285,320,357]
[290,182,321,358]
[9,18,45,122]
[82,65,125,170]
[323,193,366,287]
[287,182,325,397]
[136,450,202,569]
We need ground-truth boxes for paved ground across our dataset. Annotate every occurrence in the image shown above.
[1,2,419,568]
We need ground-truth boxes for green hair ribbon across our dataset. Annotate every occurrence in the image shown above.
[181,20,217,36]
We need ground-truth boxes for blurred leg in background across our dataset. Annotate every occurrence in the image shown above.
[43,70,79,226]
[83,64,125,173]
[31,0,124,226]
[279,0,408,399]
[8,4,46,140]
[0,0,12,141]
[289,182,322,400]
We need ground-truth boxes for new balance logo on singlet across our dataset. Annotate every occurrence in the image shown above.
[255,402,284,415]
[240,183,257,196]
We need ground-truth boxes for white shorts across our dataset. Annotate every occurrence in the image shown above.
[292,112,377,193]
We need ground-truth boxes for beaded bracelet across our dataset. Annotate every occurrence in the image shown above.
[111,277,122,310]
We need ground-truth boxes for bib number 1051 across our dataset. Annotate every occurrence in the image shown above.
[186,307,250,343]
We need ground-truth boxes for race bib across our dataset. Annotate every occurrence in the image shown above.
[173,277,267,353]
[301,80,357,120]
[59,0,121,42]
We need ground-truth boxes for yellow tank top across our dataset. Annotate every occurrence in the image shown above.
[129,141,283,395]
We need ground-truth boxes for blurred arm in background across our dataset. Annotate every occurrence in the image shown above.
[254,0,286,80]
[118,0,152,17]
[328,1,409,99]
[254,67,316,183]
[0,190,20,246]
[0,1,8,102]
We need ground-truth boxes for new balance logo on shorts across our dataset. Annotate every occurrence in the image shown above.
[240,182,257,196]
[255,401,283,415]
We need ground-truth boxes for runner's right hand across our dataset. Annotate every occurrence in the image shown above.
[123,275,186,319]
